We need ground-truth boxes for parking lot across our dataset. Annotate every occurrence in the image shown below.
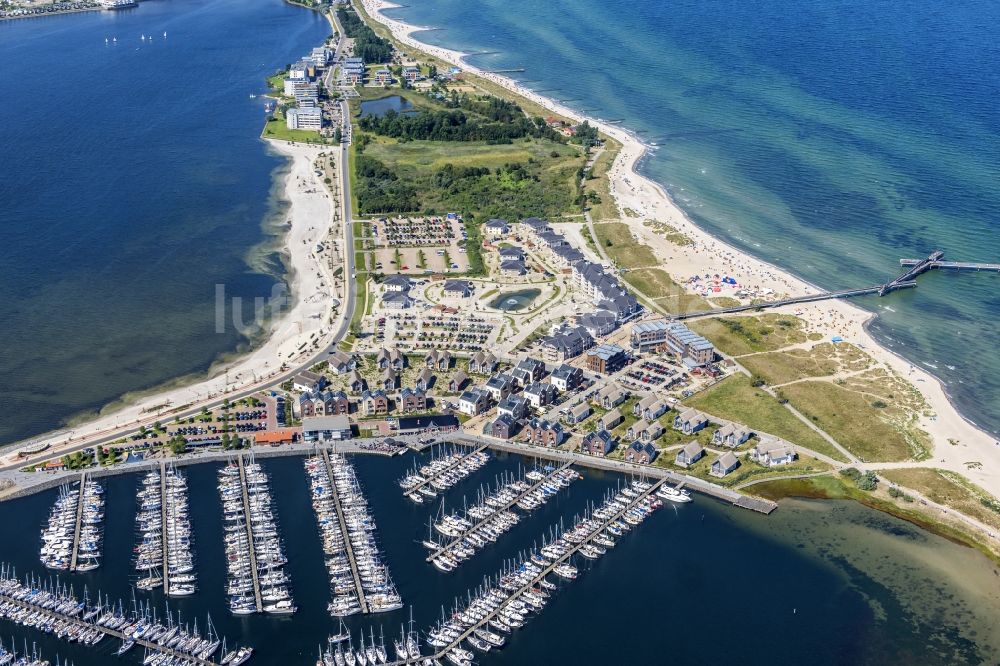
[366,215,471,274]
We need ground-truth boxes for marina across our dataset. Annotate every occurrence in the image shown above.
[424,477,666,662]
[218,455,294,616]
[398,445,490,502]
[133,464,196,596]
[322,449,401,616]
[424,463,578,573]
[0,565,249,665]
[39,475,103,573]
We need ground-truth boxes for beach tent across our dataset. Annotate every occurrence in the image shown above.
[832,336,843,343]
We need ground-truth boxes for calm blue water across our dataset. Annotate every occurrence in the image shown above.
[385,0,1000,435]
[0,0,330,445]
[1,452,998,664]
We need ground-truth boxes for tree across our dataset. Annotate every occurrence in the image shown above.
[168,435,188,456]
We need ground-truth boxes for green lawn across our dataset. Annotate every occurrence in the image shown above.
[262,110,332,145]
[777,380,928,462]
[688,314,809,356]
[685,374,848,462]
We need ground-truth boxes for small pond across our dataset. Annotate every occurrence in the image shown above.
[359,95,416,118]
[489,288,542,311]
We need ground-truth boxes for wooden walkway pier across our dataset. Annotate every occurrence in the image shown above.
[68,472,87,572]
[426,461,573,563]
[0,590,221,666]
[434,478,666,657]
[407,443,489,496]
[236,455,263,613]
[321,447,369,614]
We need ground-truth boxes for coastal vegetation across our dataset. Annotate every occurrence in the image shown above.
[351,89,583,262]
[750,474,1000,564]
[776,376,931,462]
[882,468,1000,531]
[337,7,393,63]
[738,343,871,386]
[357,94,565,144]
[688,314,809,355]
[592,222,658,268]
[684,374,847,461]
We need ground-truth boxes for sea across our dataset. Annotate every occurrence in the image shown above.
[2,450,999,665]
[382,0,1000,438]
[0,0,330,445]
[2,0,1000,662]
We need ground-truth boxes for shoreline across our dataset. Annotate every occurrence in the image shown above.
[357,0,1000,497]
[0,140,339,463]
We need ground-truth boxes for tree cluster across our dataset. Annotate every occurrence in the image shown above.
[356,155,420,214]
[337,8,393,63]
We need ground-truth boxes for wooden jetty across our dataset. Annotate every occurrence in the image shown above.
[425,461,574,563]
[484,68,526,73]
[434,478,667,656]
[321,447,369,614]
[407,442,489,496]
[236,455,263,613]
[68,472,87,573]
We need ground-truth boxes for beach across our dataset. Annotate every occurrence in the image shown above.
[358,0,1000,498]
[0,141,341,468]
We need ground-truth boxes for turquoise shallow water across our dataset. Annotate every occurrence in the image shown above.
[384,0,1000,436]
[0,0,330,445]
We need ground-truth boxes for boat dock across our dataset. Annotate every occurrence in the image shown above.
[0,589,220,666]
[321,447,369,614]
[236,455,263,613]
[405,443,489,497]
[159,462,170,593]
[434,478,667,657]
[68,472,87,572]
[425,461,574,564]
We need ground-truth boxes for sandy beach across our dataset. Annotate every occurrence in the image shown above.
[360,0,1000,497]
[0,141,341,467]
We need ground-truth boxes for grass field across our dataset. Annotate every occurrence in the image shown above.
[777,380,929,462]
[593,223,659,268]
[685,375,848,461]
[366,137,576,172]
[585,140,622,222]
[881,468,1000,531]
[689,314,809,356]
[739,343,873,386]
[652,293,713,315]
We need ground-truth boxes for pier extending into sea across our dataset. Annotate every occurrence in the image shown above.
[236,455,263,613]
[676,250,999,320]
[425,461,574,564]
[321,447,369,614]
[68,472,87,573]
